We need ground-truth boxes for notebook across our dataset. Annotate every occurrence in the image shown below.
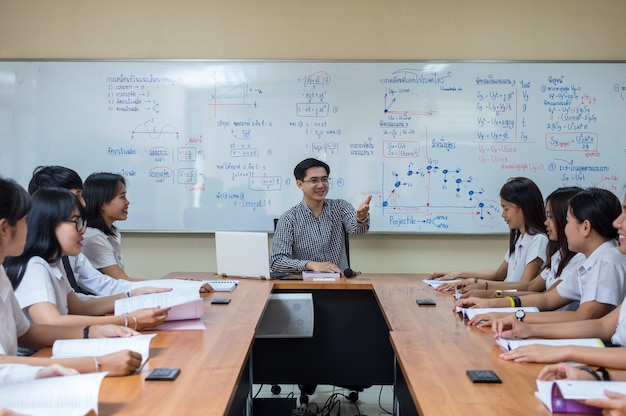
[215,231,289,279]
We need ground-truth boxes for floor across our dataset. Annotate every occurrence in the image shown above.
[253,384,395,416]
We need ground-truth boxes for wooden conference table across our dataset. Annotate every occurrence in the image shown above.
[42,274,581,415]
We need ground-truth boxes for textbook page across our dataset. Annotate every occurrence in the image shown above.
[423,279,461,288]
[130,278,206,293]
[496,337,605,352]
[0,372,106,416]
[52,334,156,368]
[114,291,203,321]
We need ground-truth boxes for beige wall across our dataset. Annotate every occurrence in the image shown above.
[2,0,624,277]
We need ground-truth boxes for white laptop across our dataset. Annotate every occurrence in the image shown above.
[215,231,281,279]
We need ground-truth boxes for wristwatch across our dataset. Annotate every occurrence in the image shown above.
[515,310,526,322]
[495,290,503,298]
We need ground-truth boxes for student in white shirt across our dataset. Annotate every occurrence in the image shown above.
[459,188,625,328]
[0,177,145,376]
[432,177,548,285]
[5,188,170,332]
[453,187,584,304]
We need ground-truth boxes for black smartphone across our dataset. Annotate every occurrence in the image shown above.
[146,368,181,381]
[466,370,502,383]
[211,297,231,304]
[416,298,436,306]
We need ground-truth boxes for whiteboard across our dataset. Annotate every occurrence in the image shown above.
[0,61,624,233]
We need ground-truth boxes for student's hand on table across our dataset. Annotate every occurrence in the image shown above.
[305,261,341,273]
[91,324,139,338]
[427,271,460,281]
[500,344,565,364]
[454,296,492,310]
[356,195,372,221]
[99,350,142,376]
[133,307,171,330]
[582,391,626,415]
[36,363,79,379]
[131,286,172,296]
[0,408,25,416]
[199,283,214,293]
[468,311,512,327]
[538,362,599,381]
[459,289,495,299]
[492,316,532,339]
[434,281,457,292]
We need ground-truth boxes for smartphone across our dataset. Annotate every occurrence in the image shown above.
[466,370,502,383]
[416,298,436,306]
[211,297,231,304]
[146,368,181,381]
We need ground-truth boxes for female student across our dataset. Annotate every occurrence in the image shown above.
[433,177,548,285]
[490,190,626,366]
[0,177,144,376]
[460,187,626,328]
[453,187,585,302]
[82,172,133,280]
[5,187,170,332]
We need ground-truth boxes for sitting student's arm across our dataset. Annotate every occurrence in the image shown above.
[98,264,138,281]
[0,351,142,376]
[517,257,544,283]
[522,300,616,325]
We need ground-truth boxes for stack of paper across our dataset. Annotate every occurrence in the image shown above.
[496,337,605,352]
[456,306,539,320]
[302,270,340,280]
[115,291,203,322]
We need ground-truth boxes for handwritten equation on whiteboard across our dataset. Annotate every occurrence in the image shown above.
[0,61,622,233]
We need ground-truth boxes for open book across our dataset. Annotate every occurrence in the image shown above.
[0,372,107,415]
[52,333,156,369]
[496,337,605,352]
[455,306,539,320]
[423,279,461,288]
[114,291,203,322]
[536,379,626,414]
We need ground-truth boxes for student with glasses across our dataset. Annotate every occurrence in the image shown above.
[4,188,170,349]
[270,157,372,274]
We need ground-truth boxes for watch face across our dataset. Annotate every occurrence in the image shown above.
[515,310,525,320]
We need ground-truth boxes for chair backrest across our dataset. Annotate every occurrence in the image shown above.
[273,218,350,268]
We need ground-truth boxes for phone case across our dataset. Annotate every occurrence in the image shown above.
[416,299,436,306]
[211,297,231,304]
[146,368,180,381]
[466,370,501,383]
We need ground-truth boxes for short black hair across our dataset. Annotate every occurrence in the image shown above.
[293,158,330,181]
[569,187,621,240]
[28,165,83,194]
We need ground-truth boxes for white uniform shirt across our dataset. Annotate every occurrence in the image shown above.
[0,364,43,384]
[0,266,30,356]
[68,253,132,297]
[13,257,72,320]
[612,304,626,346]
[503,232,549,282]
[82,227,124,270]
[540,251,586,311]
[557,240,626,307]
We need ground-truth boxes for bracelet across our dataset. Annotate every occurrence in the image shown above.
[123,313,129,327]
[511,295,521,307]
[597,367,611,381]
[132,316,138,331]
[579,366,602,381]
[474,277,478,284]
[92,356,100,372]
[506,296,516,308]
[485,281,488,290]
[125,291,132,298]
[83,325,90,339]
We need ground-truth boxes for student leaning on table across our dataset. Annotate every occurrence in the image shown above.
[28,165,211,295]
[456,187,626,327]
[489,193,626,366]
[0,177,143,376]
[4,187,170,337]
[432,177,548,287]
[452,187,584,300]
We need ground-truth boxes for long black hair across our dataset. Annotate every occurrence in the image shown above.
[83,172,125,237]
[568,187,621,240]
[499,177,546,255]
[0,177,31,228]
[4,187,84,290]
[543,187,582,277]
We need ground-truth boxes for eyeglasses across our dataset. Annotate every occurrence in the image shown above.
[301,177,330,185]
[63,217,87,232]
